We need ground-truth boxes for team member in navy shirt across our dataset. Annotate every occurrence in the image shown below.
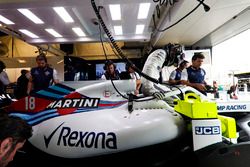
[169,60,189,85]
[27,54,59,95]
[101,60,120,80]
[186,53,208,95]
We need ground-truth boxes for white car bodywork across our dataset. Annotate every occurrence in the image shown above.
[10,80,188,158]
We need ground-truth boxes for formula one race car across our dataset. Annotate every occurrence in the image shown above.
[3,79,250,167]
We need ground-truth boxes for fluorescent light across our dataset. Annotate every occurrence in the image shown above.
[72,27,86,37]
[57,59,64,64]
[137,3,151,19]
[19,29,39,38]
[53,7,74,23]
[109,4,121,20]
[18,9,44,24]
[17,59,26,63]
[45,28,62,37]
[114,26,123,35]
[136,24,145,34]
[0,15,14,24]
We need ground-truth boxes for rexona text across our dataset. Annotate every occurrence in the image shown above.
[57,127,117,149]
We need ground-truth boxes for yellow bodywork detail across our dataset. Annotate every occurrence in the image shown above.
[174,93,218,119]
[174,92,237,139]
[218,115,237,139]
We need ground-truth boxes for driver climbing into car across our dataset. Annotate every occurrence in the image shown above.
[141,44,184,100]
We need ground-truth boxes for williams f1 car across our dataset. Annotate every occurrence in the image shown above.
[3,79,250,167]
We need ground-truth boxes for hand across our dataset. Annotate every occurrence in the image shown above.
[153,92,165,100]
[180,80,189,85]
[195,83,206,92]
[134,89,139,95]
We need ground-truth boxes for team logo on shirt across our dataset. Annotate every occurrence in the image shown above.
[45,71,51,76]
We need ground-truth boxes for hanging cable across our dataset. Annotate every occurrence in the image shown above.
[152,0,210,32]
[91,0,159,84]
[197,0,210,12]
[98,14,128,100]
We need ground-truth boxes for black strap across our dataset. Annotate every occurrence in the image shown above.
[159,71,163,84]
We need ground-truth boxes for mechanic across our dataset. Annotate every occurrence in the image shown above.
[101,60,120,80]
[168,60,189,85]
[186,52,209,95]
[27,54,59,95]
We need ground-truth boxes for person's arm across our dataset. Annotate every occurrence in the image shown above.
[0,71,10,86]
[52,69,59,84]
[168,70,180,85]
[134,80,141,95]
[134,72,141,95]
[141,49,166,97]
[136,79,141,90]
[202,69,207,85]
[169,79,180,85]
[161,66,169,83]
[27,76,33,95]
[187,82,206,92]
[179,69,189,85]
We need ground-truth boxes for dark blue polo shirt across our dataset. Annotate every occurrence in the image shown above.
[187,66,206,84]
[31,66,54,92]
[174,70,182,80]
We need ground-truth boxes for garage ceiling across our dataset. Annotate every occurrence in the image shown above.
[0,0,249,50]
[151,0,250,47]
[0,0,156,44]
